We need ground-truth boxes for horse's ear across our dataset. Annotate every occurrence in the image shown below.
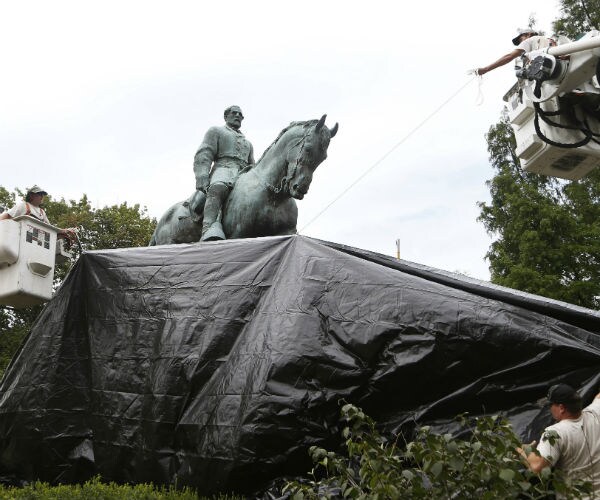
[316,114,327,131]
[329,123,338,138]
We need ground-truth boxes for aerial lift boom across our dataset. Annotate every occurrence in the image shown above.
[505,30,600,180]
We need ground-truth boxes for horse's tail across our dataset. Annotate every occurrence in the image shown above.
[149,222,163,246]
[147,196,200,246]
[148,202,178,246]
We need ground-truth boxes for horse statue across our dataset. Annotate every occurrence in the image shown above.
[149,115,338,245]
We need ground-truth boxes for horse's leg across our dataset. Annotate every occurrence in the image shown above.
[261,199,298,236]
[222,181,268,238]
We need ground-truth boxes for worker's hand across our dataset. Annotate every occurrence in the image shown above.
[469,68,486,76]
[516,440,537,460]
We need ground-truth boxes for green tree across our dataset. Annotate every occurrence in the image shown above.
[0,186,157,378]
[553,0,600,39]
[477,117,600,308]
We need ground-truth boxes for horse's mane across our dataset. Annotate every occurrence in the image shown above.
[256,120,319,165]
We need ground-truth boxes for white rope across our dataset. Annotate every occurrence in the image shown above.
[474,73,485,106]
[299,76,478,233]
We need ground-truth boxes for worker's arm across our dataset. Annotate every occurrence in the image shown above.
[516,440,552,474]
[477,49,524,75]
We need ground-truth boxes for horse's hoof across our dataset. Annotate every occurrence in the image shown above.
[201,222,226,242]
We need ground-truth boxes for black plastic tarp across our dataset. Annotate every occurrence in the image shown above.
[0,235,599,495]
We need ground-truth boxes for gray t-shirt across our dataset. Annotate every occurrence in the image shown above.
[537,398,600,498]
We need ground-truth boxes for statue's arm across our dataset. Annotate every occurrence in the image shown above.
[248,143,255,167]
[193,127,220,190]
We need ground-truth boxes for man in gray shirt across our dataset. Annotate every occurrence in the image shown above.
[518,384,600,498]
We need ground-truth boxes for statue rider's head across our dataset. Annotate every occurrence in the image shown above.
[224,105,244,131]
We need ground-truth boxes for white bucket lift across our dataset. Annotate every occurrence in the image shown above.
[0,215,71,308]
[505,31,600,180]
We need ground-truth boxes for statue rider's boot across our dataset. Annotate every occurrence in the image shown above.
[201,187,226,242]
[201,221,225,241]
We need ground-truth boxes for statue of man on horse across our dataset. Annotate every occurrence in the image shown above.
[193,105,255,241]
[149,110,338,246]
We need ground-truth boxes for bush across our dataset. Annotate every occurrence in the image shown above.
[284,404,591,499]
[0,477,242,500]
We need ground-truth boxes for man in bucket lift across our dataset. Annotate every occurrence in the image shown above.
[475,28,557,76]
[476,28,600,118]
[0,185,76,241]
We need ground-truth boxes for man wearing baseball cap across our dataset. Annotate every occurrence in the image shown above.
[517,384,600,496]
[0,185,75,240]
[475,28,556,76]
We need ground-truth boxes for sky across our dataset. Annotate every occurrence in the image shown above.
[0,0,560,280]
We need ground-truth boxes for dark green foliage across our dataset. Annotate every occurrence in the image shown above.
[0,186,157,379]
[478,117,600,309]
[0,319,27,377]
[0,476,241,499]
[0,188,15,213]
[284,404,591,499]
[43,193,157,253]
[553,0,600,39]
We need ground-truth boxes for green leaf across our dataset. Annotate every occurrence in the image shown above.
[446,440,459,454]
[343,486,355,497]
[499,468,516,482]
[448,457,464,471]
[401,469,415,481]
[430,461,443,478]
[518,481,531,491]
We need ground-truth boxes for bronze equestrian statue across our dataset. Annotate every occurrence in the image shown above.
[149,111,337,245]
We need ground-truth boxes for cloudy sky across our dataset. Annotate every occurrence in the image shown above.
[0,0,559,279]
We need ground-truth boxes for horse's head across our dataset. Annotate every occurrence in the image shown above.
[285,115,338,200]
